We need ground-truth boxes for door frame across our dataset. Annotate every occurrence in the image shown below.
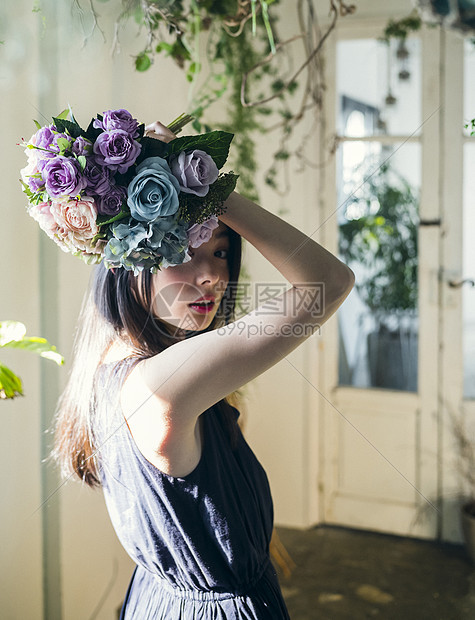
[317,20,466,541]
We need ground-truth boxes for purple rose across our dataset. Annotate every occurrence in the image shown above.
[83,158,112,196]
[93,109,140,138]
[47,132,74,155]
[170,149,219,197]
[34,125,56,151]
[72,136,92,156]
[96,185,126,216]
[27,174,46,193]
[93,130,141,173]
[43,155,88,198]
[187,216,219,248]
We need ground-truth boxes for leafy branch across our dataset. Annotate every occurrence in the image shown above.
[76,0,355,197]
[0,321,64,400]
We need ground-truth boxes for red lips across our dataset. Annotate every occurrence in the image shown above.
[188,295,216,314]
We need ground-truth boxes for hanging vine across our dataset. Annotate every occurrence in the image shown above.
[74,1,356,197]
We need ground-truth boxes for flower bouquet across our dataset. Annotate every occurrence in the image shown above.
[20,108,238,273]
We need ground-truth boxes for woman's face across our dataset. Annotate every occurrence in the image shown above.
[150,222,231,332]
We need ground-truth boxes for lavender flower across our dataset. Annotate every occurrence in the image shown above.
[43,155,87,198]
[96,185,126,216]
[187,216,219,248]
[93,109,140,138]
[72,136,93,156]
[93,130,141,173]
[83,158,112,196]
[34,125,56,151]
[170,149,219,197]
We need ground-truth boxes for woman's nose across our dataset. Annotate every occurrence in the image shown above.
[193,258,220,286]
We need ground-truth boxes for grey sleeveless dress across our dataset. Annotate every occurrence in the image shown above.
[94,358,290,619]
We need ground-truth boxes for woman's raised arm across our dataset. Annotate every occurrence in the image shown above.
[136,192,354,425]
[221,192,353,299]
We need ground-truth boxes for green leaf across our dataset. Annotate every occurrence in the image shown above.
[0,321,26,346]
[55,137,71,152]
[135,52,152,72]
[20,180,34,199]
[4,337,64,365]
[52,117,83,139]
[167,131,235,169]
[0,363,24,399]
[34,119,42,130]
[77,155,87,171]
[55,109,70,120]
[96,204,130,228]
[156,42,173,54]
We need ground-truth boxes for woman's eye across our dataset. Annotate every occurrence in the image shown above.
[215,249,228,259]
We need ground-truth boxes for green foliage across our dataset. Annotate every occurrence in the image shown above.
[84,1,351,198]
[207,28,266,201]
[167,130,235,169]
[52,116,84,139]
[135,52,152,72]
[0,321,64,400]
[103,0,285,199]
[381,10,422,43]
[178,172,239,225]
[339,163,419,316]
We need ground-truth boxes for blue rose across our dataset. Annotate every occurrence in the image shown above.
[127,157,180,223]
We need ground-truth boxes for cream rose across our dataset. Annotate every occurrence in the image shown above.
[49,196,99,253]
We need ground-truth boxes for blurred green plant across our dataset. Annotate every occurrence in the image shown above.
[339,163,419,318]
[0,321,64,400]
[380,10,423,44]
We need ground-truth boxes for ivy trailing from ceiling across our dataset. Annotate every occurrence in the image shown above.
[381,2,475,44]
[80,0,356,198]
[381,10,423,44]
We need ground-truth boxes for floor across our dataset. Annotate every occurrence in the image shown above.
[273,526,475,620]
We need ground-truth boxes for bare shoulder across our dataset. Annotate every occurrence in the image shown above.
[120,356,201,477]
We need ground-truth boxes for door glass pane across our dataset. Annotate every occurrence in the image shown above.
[337,38,421,137]
[464,40,475,137]
[337,142,420,391]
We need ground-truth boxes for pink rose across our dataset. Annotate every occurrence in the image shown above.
[49,196,99,253]
[187,216,219,248]
[28,201,58,238]
[28,201,70,253]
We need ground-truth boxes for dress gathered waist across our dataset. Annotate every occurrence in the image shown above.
[149,558,272,601]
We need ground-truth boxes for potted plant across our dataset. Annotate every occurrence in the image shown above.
[338,161,419,391]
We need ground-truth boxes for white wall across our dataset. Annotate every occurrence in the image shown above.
[1,3,46,618]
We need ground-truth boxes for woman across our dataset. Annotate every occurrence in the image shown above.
[52,121,355,619]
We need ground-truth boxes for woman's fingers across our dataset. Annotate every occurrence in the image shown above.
[144,121,177,143]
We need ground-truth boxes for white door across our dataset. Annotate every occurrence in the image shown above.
[440,36,475,543]
[319,22,470,541]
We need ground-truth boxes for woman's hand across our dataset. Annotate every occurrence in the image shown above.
[144,121,177,143]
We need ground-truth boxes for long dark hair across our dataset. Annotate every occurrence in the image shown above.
[52,226,242,487]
